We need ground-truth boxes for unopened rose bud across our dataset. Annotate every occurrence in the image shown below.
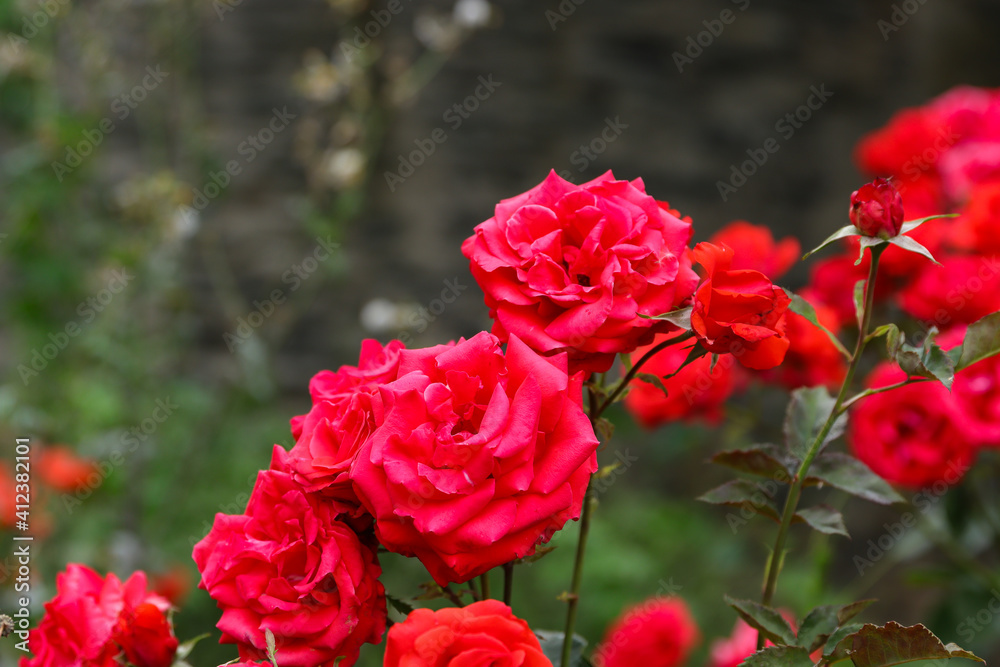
[849,177,904,239]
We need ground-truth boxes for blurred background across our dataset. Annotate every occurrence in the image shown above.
[1,0,999,664]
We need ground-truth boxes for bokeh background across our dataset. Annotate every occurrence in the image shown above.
[2,0,999,664]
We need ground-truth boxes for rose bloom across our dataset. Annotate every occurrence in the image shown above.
[849,363,977,488]
[954,352,1000,446]
[690,242,791,370]
[850,177,905,239]
[192,467,386,667]
[624,331,737,427]
[36,445,98,493]
[282,339,405,515]
[763,293,846,391]
[708,220,800,280]
[384,600,552,667]
[591,596,700,667]
[897,255,1000,329]
[350,331,599,585]
[462,170,698,374]
[22,564,177,667]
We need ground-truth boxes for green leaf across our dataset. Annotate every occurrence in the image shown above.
[899,213,958,235]
[697,479,781,522]
[805,452,905,505]
[794,505,850,538]
[710,444,797,479]
[956,311,1000,370]
[855,236,886,266]
[796,601,875,653]
[535,630,589,667]
[740,646,815,667]
[846,622,984,667]
[886,234,940,265]
[786,292,851,358]
[784,387,845,460]
[725,596,797,645]
[853,279,866,329]
[635,372,669,397]
[265,629,279,667]
[386,594,416,618]
[824,623,863,660]
[174,633,211,661]
[641,305,693,330]
[895,340,954,390]
[803,225,859,259]
[836,599,877,626]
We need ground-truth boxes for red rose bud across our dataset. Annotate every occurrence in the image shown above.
[849,177,904,239]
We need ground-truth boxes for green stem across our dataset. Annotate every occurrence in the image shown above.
[561,488,595,667]
[503,562,514,606]
[594,331,695,418]
[757,246,884,647]
[480,573,491,600]
[837,377,930,415]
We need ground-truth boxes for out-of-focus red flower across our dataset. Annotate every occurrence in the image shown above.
[624,331,737,427]
[151,565,192,607]
[805,255,870,328]
[897,255,1000,330]
[690,242,791,370]
[708,221,801,280]
[592,596,700,667]
[707,619,759,667]
[850,178,905,239]
[954,179,1000,254]
[116,602,180,667]
[849,363,976,488]
[37,446,99,493]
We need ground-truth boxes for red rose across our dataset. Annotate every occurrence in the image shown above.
[897,255,1000,329]
[763,293,847,390]
[350,331,599,585]
[22,564,176,667]
[384,600,552,667]
[708,220,800,280]
[954,351,1000,446]
[462,170,698,374]
[854,109,944,178]
[282,339,405,515]
[192,467,386,667]
[117,603,179,667]
[624,331,737,427]
[850,177,904,239]
[690,242,791,370]
[591,596,700,667]
[849,363,976,488]
[955,180,1000,254]
[36,445,98,493]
